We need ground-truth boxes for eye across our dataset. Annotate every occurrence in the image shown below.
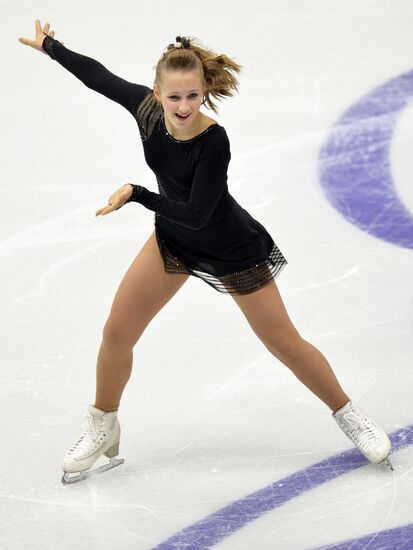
[169,94,198,100]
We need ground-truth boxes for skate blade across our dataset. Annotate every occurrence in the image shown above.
[61,457,125,485]
[377,455,394,472]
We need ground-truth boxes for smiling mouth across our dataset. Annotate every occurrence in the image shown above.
[176,113,190,120]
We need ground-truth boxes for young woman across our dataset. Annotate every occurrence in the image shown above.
[19,20,393,483]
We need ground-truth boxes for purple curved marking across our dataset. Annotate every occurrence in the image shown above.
[152,426,413,550]
[313,522,413,549]
[319,68,413,248]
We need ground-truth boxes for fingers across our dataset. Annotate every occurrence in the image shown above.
[19,20,55,48]
[95,202,122,216]
[95,186,132,217]
[18,37,33,46]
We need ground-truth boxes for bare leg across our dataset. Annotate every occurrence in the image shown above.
[231,280,350,412]
[94,342,133,412]
[277,336,350,413]
[94,230,190,412]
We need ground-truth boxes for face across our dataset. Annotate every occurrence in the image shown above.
[154,69,205,131]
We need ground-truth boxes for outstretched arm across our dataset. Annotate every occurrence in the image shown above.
[41,36,151,116]
[19,20,150,116]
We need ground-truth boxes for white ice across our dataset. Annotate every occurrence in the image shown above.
[2,1,413,548]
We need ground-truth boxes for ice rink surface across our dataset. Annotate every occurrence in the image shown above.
[2,0,413,548]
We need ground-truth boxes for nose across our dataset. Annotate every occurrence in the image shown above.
[178,100,191,114]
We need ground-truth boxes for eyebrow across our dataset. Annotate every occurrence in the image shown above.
[168,90,199,94]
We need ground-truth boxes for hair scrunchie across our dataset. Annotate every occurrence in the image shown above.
[166,35,191,50]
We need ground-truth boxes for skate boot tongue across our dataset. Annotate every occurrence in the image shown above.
[88,404,117,416]
[89,404,106,416]
[332,400,351,416]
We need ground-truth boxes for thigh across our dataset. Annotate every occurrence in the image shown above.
[230,279,302,357]
[103,230,190,348]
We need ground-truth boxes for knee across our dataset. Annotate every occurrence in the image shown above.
[265,332,304,362]
[102,318,135,352]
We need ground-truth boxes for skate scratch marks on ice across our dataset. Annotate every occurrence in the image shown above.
[313,521,413,549]
[319,68,413,250]
[151,425,413,550]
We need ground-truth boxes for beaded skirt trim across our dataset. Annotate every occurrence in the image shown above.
[154,223,288,296]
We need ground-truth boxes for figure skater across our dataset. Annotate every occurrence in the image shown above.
[19,20,393,484]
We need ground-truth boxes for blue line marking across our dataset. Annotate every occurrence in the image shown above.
[319,68,413,248]
[313,522,413,549]
[152,426,413,549]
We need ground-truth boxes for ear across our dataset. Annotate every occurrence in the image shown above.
[153,82,161,102]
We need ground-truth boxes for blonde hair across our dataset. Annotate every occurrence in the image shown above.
[154,36,242,115]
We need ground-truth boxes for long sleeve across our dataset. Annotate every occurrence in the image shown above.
[125,148,231,230]
[42,35,151,116]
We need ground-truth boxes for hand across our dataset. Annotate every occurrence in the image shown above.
[95,184,133,217]
[18,19,64,53]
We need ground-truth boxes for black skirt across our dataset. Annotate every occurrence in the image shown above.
[154,197,288,296]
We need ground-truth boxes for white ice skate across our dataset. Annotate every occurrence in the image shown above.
[61,404,124,485]
[332,399,393,471]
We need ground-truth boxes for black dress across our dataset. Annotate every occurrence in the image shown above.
[42,36,288,295]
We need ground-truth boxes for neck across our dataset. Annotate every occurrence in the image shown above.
[164,112,203,140]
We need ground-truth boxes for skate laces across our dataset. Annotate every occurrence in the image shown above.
[337,408,380,450]
[68,413,106,457]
